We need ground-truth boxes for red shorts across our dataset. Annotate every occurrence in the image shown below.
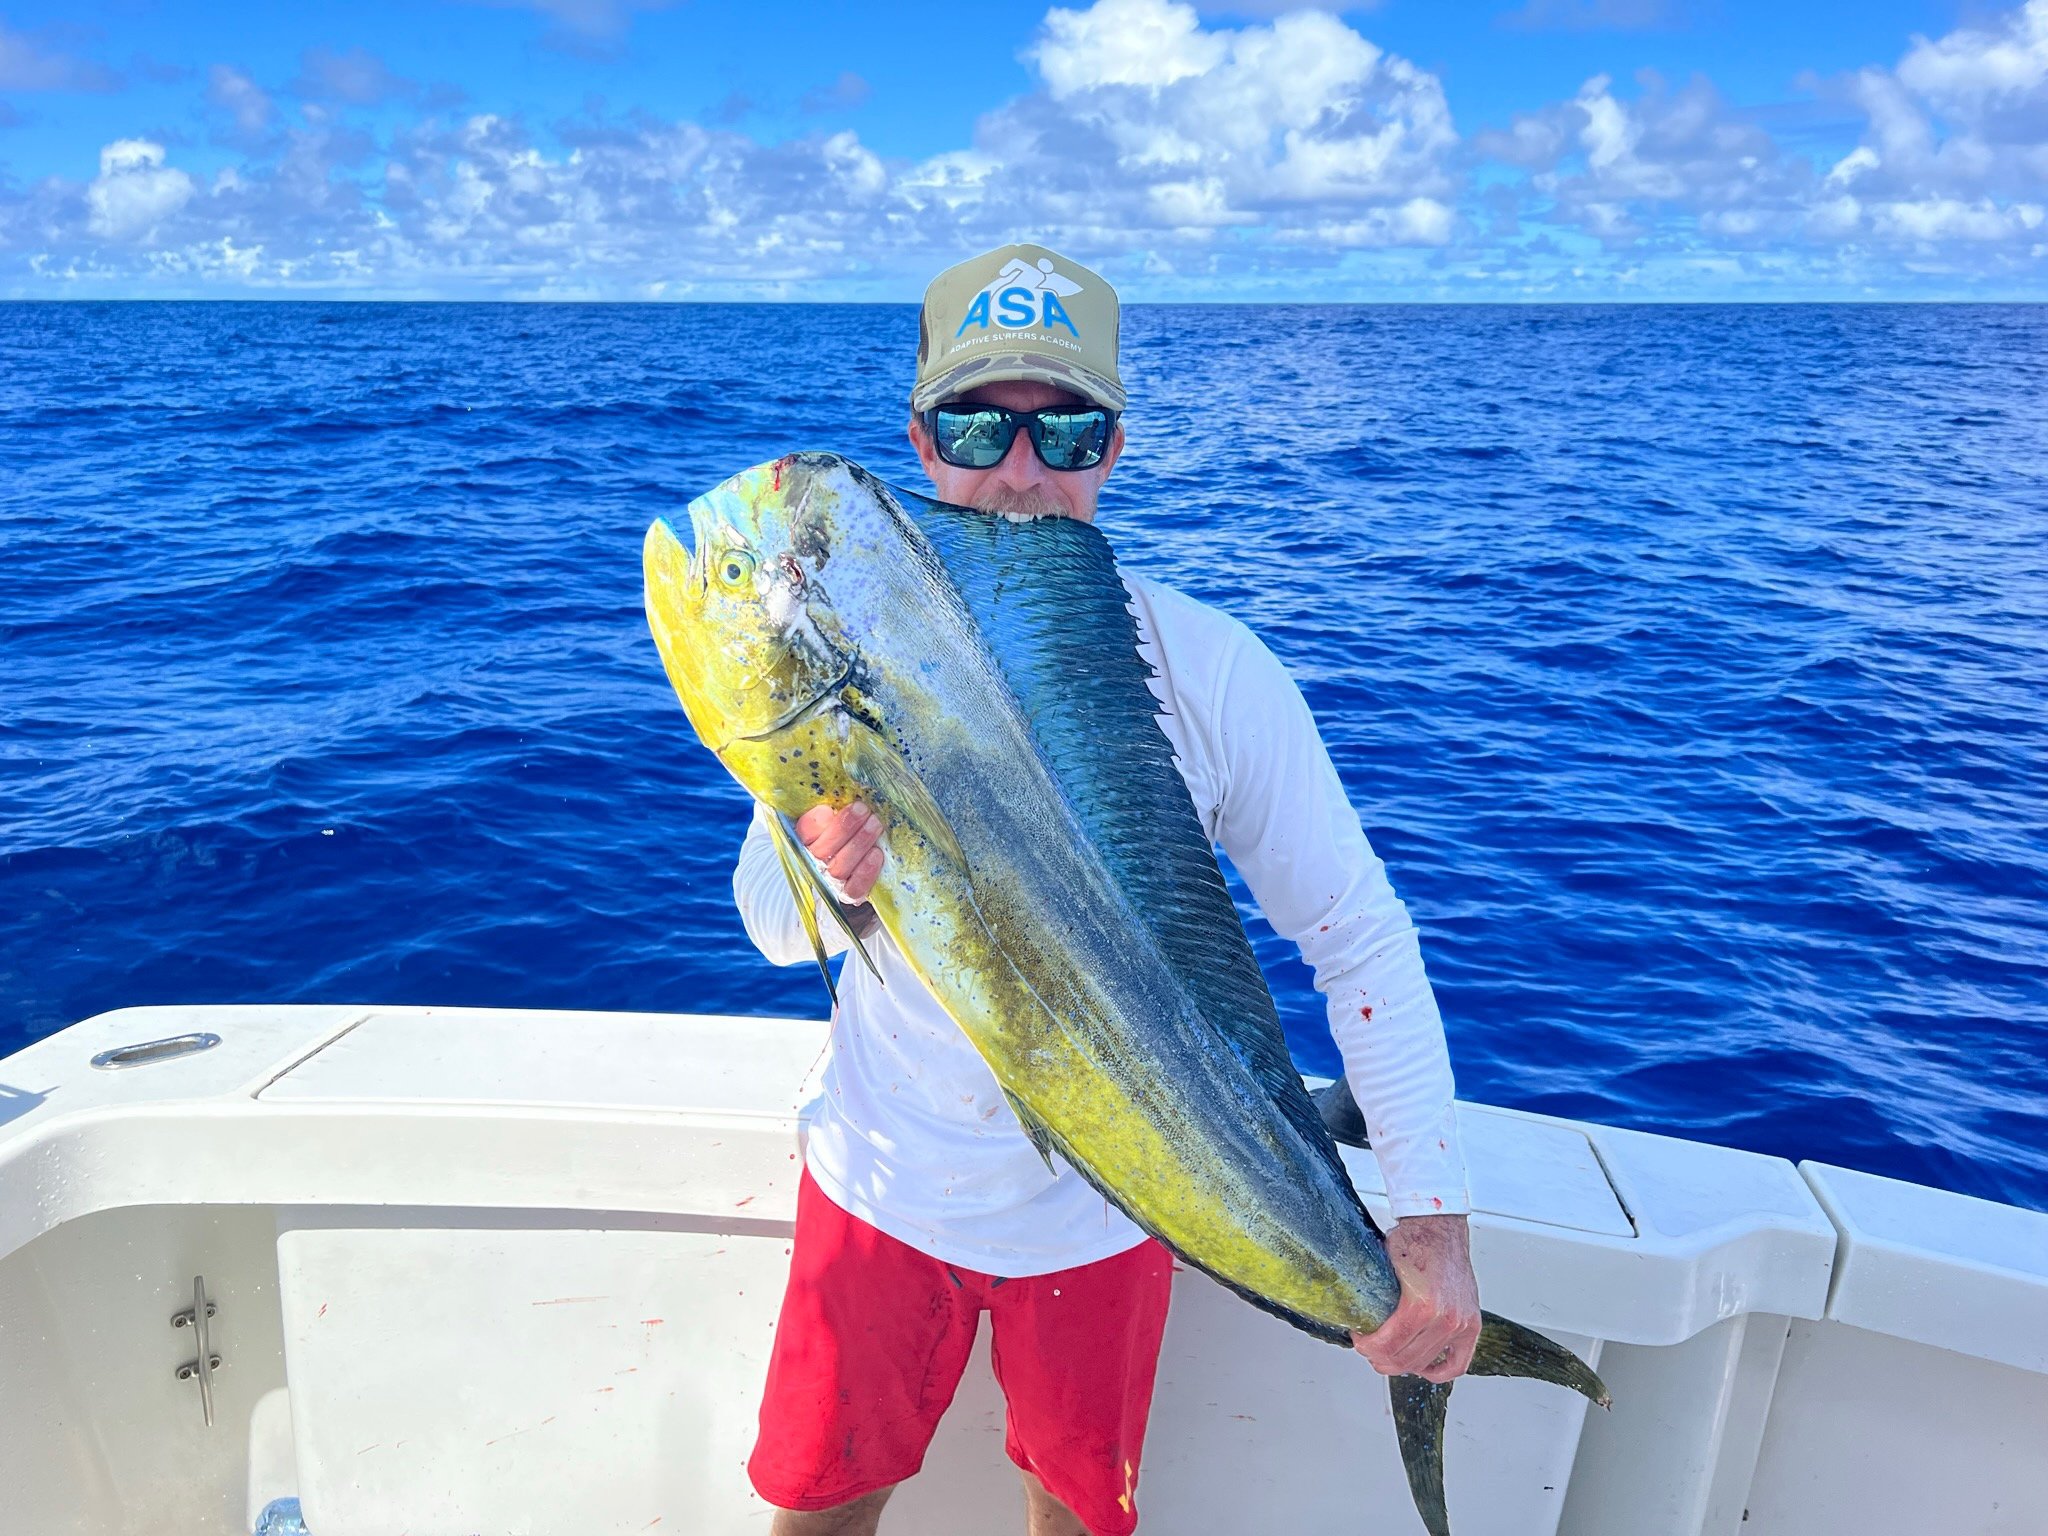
[748,1170,1174,1536]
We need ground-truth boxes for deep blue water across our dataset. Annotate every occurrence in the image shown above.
[2,302,2044,1213]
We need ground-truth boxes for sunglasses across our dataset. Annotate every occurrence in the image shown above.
[924,403,1118,472]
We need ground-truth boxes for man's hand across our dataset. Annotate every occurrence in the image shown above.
[795,801,886,904]
[1349,1214,1481,1383]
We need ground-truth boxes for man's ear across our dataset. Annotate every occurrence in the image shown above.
[907,412,940,479]
[1097,418,1126,481]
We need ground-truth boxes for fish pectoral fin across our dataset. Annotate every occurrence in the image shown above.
[769,812,881,989]
[847,723,966,872]
[1002,1088,1059,1176]
[767,814,840,1005]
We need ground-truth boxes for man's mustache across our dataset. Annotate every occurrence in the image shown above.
[970,484,1069,520]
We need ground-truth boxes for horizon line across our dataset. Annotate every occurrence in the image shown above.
[3,295,2044,307]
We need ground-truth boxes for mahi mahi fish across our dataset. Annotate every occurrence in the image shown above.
[642,452,1608,1535]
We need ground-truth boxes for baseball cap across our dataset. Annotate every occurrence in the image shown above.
[911,243,1125,414]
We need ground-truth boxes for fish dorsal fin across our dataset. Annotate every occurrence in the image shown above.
[866,471,1361,1211]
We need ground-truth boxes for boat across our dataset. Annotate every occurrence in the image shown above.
[1,1003,2042,1534]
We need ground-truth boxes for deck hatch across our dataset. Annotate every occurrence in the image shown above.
[1335,1101,1635,1239]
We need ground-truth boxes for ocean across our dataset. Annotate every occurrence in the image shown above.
[2,301,2043,1212]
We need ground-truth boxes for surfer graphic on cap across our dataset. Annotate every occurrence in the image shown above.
[953,252,1087,340]
[985,256,1083,298]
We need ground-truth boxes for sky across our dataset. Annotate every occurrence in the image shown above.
[1,0,2045,300]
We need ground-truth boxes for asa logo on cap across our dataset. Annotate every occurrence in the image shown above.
[955,256,1083,340]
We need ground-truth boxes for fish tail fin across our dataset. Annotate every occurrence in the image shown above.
[1469,1310,1611,1405]
[1388,1314,1610,1536]
[1389,1374,1454,1536]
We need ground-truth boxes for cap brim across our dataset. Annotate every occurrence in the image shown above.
[911,350,1125,414]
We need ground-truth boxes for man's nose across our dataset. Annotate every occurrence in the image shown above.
[987,421,1049,489]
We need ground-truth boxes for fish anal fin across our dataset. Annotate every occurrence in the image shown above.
[1002,1087,1059,1175]
[991,1080,1357,1352]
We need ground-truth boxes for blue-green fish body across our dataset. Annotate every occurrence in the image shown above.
[643,452,1607,1536]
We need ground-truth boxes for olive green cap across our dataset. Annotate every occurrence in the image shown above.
[911,243,1125,414]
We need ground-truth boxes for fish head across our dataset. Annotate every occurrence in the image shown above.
[643,455,855,756]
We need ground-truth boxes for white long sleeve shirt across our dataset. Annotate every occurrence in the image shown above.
[732,569,1470,1277]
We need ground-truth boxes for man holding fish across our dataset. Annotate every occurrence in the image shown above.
[728,246,1483,1536]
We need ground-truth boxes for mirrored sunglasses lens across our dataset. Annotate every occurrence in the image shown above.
[1034,412,1109,468]
[934,409,1013,468]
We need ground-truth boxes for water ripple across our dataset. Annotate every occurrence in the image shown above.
[2,300,2044,1211]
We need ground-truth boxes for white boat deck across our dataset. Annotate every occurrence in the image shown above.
[1,1004,2042,1535]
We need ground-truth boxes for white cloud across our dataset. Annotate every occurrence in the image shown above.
[1826,145,1880,186]
[1010,0,1456,231]
[1467,1,2048,272]
[1035,0,1228,93]
[85,140,197,241]
[1276,196,1455,245]
[1483,70,1804,246]
[1819,0,2048,246]
[1896,0,2048,108]
[207,65,275,142]
[1871,195,2044,241]
[6,0,2048,297]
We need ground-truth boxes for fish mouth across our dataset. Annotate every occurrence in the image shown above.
[643,513,732,750]
[643,503,850,754]
[644,513,696,595]
[650,513,699,584]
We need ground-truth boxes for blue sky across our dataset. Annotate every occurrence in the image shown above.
[2,0,2044,299]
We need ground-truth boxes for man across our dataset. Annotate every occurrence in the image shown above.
[734,244,1479,1536]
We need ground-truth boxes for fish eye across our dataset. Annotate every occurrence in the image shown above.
[715,549,756,590]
